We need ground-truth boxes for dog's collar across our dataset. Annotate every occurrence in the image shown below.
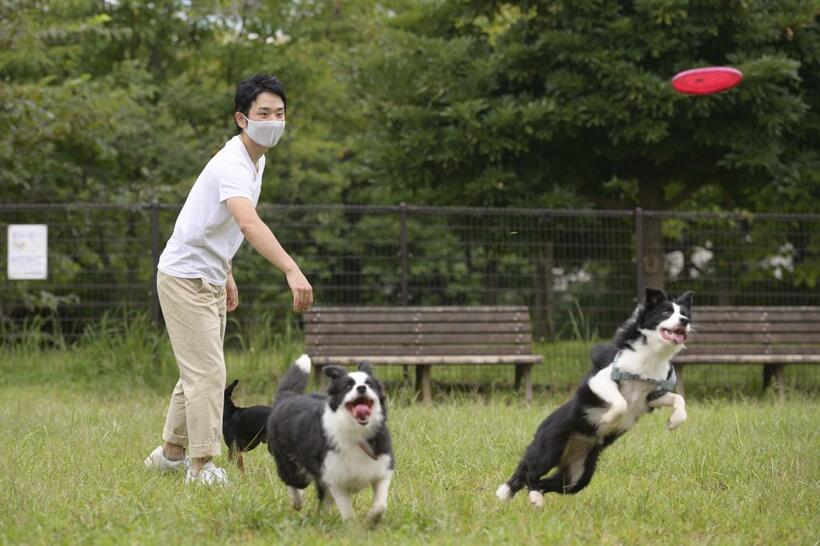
[358,440,378,460]
[610,351,677,393]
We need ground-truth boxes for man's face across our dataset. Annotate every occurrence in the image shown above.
[236,91,285,128]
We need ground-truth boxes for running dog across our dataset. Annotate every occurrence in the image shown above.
[497,288,691,507]
[267,355,394,523]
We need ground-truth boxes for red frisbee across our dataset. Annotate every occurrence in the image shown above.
[671,66,743,95]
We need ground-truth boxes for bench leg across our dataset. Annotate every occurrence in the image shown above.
[313,365,325,389]
[762,364,775,391]
[415,365,432,404]
[674,364,685,397]
[524,364,533,403]
[514,364,533,403]
[774,365,785,401]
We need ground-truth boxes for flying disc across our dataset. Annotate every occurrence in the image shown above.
[671,66,743,95]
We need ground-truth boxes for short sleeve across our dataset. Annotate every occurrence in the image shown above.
[218,161,255,203]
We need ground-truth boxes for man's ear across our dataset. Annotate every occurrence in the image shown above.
[676,291,694,310]
[234,111,247,129]
[644,288,668,308]
[323,366,347,381]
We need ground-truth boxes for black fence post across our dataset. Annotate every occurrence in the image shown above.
[149,202,162,326]
[398,203,411,384]
[399,202,409,305]
[634,206,645,303]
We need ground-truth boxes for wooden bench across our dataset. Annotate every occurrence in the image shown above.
[673,306,820,398]
[303,306,543,403]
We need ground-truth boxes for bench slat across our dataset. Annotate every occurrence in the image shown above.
[310,355,543,365]
[305,322,531,334]
[305,306,529,313]
[695,306,820,312]
[678,345,820,355]
[306,344,534,356]
[307,333,532,346]
[305,311,530,323]
[689,323,820,333]
[696,311,820,322]
[690,332,820,344]
[675,354,820,364]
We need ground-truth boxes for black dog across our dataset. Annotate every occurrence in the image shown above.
[223,379,271,472]
[497,288,692,507]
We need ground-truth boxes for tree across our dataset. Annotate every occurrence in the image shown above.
[349,0,820,289]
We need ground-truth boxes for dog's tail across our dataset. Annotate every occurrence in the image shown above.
[275,354,312,398]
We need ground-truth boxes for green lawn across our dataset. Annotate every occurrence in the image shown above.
[1,379,818,545]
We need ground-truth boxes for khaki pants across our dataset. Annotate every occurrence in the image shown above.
[157,271,227,458]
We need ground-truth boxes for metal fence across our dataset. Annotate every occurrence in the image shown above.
[2,203,818,392]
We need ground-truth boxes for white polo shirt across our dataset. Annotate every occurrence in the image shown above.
[158,135,264,285]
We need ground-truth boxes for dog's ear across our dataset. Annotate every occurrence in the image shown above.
[226,379,239,395]
[644,288,667,308]
[323,366,347,381]
[676,291,694,310]
[358,361,374,376]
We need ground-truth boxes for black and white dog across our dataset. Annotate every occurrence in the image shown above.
[497,288,692,507]
[267,354,394,523]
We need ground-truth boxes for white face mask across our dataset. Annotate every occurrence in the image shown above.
[243,115,285,148]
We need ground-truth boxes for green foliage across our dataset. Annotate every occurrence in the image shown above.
[0,0,388,206]
[350,0,819,211]
[2,1,818,336]
[3,0,817,208]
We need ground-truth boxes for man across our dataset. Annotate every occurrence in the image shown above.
[144,74,313,485]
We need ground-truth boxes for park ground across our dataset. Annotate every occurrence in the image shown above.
[1,341,817,545]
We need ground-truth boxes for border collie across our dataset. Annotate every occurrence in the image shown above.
[496,288,692,507]
[267,355,394,523]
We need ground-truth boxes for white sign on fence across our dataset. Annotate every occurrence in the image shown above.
[7,224,48,280]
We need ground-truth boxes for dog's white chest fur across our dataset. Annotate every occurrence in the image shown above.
[587,344,675,437]
[321,407,392,493]
[322,448,392,493]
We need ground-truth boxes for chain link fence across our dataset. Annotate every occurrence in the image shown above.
[2,203,818,392]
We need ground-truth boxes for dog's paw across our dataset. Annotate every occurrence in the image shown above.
[528,490,544,508]
[667,409,687,430]
[287,487,304,511]
[366,504,386,525]
[600,407,624,426]
[496,483,512,502]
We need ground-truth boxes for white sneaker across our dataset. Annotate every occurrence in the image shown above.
[185,462,229,486]
[143,445,189,473]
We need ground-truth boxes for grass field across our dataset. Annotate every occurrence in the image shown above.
[1,316,818,545]
[1,366,818,545]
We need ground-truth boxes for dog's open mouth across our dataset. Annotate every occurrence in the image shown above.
[660,327,687,345]
[345,396,374,424]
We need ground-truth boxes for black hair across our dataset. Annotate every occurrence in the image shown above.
[234,73,287,130]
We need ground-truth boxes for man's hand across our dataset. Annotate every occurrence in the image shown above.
[226,272,239,312]
[286,268,313,313]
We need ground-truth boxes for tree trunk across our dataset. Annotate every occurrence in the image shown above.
[638,182,666,292]
[533,239,555,341]
[485,257,498,305]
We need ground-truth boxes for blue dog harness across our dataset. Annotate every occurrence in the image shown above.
[610,351,677,401]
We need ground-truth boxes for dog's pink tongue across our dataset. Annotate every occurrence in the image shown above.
[672,331,685,344]
[353,404,371,420]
